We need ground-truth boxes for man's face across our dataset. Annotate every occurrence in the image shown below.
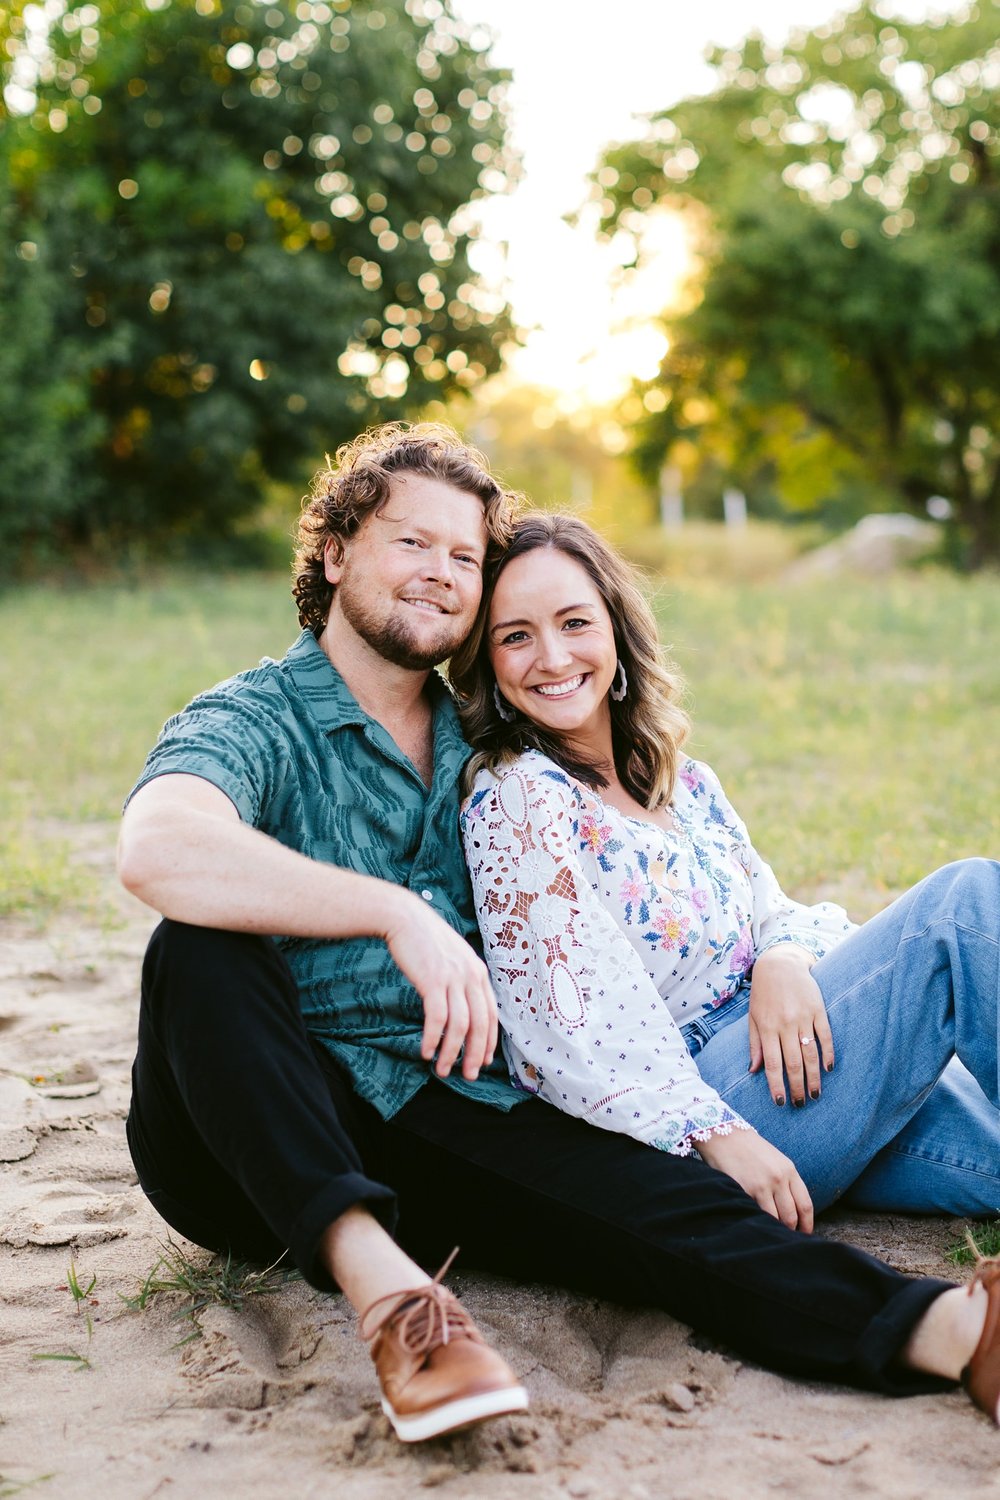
[324,474,488,670]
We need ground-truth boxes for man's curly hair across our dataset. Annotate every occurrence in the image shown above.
[293,422,520,633]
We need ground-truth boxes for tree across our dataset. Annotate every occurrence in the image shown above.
[0,179,105,555]
[592,0,1000,564]
[0,0,515,558]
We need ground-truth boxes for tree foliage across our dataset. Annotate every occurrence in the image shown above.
[0,0,515,559]
[593,0,1000,564]
[459,384,653,547]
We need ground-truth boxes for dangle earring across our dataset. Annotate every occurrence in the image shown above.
[610,660,628,702]
[493,683,516,722]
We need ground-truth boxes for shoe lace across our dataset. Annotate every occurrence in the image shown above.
[965,1232,1000,1295]
[359,1248,474,1355]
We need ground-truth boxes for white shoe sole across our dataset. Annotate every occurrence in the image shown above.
[382,1384,529,1443]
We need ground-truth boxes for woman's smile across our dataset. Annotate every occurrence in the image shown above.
[530,673,590,698]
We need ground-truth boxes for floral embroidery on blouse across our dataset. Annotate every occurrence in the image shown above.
[578,818,624,875]
[644,908,694,956]
[460,750,855,1157]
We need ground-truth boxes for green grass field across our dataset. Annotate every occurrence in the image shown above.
[4,547,999,922]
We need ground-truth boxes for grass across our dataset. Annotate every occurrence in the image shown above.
[948,1222,1000,1267]
[3,571,298,918]
[4,553,999,921]
[656,565,1000,917]
[120,1240,303,1343]
[624,516,833,582]
[29,1352,91,1370]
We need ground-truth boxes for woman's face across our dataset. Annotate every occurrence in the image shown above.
[487,547,618,750]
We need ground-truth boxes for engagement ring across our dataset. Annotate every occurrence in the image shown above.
[800,1035,813,1046]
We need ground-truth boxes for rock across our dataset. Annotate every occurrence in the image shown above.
[0,1125,37,1162]
[785,514,940,580]
[662,1382,696,1412]
[30,1060,101,1099]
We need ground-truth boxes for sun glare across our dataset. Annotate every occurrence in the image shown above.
[517,205,689,407]
[452,0,958,407]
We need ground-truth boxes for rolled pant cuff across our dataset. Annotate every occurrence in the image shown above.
[290,1172,398,1292]
[857,1275,957,1395]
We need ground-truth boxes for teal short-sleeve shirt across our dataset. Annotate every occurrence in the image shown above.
[128,629,522,1119]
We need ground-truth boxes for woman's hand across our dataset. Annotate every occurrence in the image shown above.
[696,1127,814,1232]
[748,945,834,1107]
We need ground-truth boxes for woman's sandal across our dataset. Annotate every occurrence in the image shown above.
[962,1249,1000,1424]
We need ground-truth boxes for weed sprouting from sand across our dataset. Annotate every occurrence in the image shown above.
[120,1240,302,1343]
[31,1263,98,1371]
[65,1262,97,1312]
[948,1221,1000,1267]
[30,1352,91,1371]
[64,1260,98,1342]
[0,1475,56,1498]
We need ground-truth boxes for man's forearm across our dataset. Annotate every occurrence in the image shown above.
[118,799,411,939]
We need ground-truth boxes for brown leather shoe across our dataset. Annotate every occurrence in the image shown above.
[962,1253,1000,1424]
[359,1252,528,1443]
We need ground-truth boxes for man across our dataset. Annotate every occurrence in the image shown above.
[120,423,527,1441]
[119,422,970,1447]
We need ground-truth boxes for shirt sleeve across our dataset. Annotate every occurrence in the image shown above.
[125,679,287,827]
[461,762,751,1157]
[693,761,857,962]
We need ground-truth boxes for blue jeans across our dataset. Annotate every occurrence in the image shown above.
[683,859,1000,1216]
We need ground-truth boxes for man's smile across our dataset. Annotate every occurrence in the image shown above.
[402,596,452,615]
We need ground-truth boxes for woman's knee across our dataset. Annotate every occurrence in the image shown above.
[921,858,999,924]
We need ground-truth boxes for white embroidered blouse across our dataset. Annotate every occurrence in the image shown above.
[460,749,855,1156]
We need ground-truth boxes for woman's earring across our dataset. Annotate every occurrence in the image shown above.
[610,660,628,702]
[494,683,516,722]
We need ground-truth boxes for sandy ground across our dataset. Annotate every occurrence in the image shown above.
[2,830,999,1500]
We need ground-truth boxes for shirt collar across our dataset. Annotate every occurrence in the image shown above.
[282,629,368,733]
[283,629,470,773]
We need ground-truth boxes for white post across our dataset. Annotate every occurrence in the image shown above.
[723,487,747,528]
[659,464,684,530]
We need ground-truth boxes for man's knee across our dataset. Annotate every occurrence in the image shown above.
[142,919,292,1012]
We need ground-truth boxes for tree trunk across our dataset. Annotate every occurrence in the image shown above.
[963,464,1000,569]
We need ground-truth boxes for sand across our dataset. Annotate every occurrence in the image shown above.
[2,830,998,1500]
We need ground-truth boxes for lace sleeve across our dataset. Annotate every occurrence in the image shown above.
[461,762,750,1157]
[696,761,857,962]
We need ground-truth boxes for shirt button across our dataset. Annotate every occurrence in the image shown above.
[421,889,434,902]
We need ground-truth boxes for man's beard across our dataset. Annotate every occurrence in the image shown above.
[336,577,465,669]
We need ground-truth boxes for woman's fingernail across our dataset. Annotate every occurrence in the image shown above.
[810,1088,820,1100]
[793,1097,804,1108]
[775,1095,785,1107]
[826,1062,834,1073]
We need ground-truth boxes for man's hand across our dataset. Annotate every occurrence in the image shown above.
[121,776,499,1082]
[696,1127,814,1232]
[748,945,834,1107]
[383,894,498,1082]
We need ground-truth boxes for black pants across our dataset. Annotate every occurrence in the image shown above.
[126,921,955,1397]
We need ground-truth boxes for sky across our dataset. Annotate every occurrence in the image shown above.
[448,0,953,404]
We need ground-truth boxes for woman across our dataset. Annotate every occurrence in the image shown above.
[451,512,1000,1234]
